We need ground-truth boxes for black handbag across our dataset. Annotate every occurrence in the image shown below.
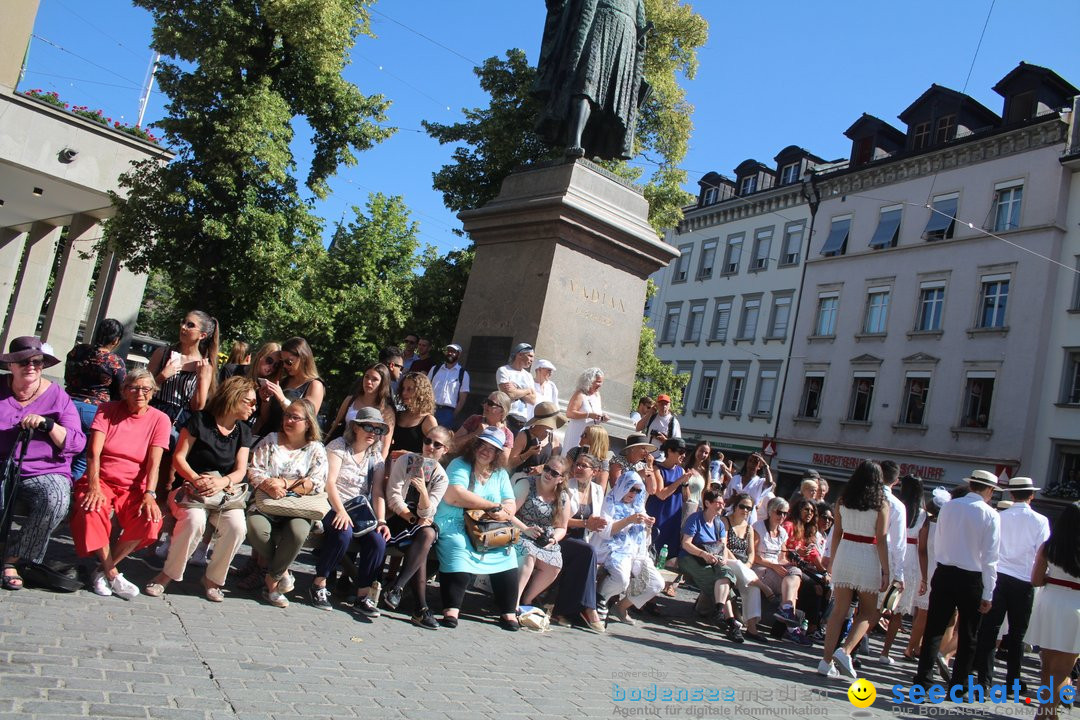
[342,495,378,537]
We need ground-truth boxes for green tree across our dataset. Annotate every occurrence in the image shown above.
[405,246,475,350]
[632,281,688,413]
[423,0,708,235]
[135,268,182,340]
[101,0,393,338]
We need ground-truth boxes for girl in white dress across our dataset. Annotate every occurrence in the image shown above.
[816,460,889,679]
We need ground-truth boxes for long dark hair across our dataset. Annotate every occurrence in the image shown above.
[349,363,391,410]
[92,318,124,348]
[840,460,885,512]
[1044,502,1080,578]
[789,498,817,544]
[898,474,925,529]
[683,440,710,473]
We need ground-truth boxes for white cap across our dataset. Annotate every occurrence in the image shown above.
[535,359,555,372]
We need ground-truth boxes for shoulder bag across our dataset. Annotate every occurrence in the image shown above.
[176,472,250,512]
[463,470,519,552]
[255,487,330,521]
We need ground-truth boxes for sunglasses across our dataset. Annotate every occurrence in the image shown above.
[358,423,387,436]
[484,400,503,409]
[241,397,257,407]
[573,462,595,471]
[774,509,789,516]
[181,320,199,329]
[737,504,753,512]
[543,465,565,478]
[423,436,446,450]
[388,362,404,370]
[126,386,154,395]
[626,488,642,496]
[822,516,835,523]
[17,358,45,368]
[283,414,307,423]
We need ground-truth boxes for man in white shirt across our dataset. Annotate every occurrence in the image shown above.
[973,476,1050,692]
[879,461,908,590]
[496,343,536,432]
[628,396,655,426]
[913,469,1001,696]
[428,343,470,429]
[636,394,681,451]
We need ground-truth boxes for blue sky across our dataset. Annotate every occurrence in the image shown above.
[20,0,1080,256]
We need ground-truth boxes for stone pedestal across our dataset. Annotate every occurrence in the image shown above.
[454,159,677,431]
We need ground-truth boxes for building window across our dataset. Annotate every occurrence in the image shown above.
[737,298,761,340]
[863,288,890,334]
[661,304,681,343]
[912,122,931,150]
[899,375,930,425]
[869,206,902,249]
[703,186,719,206]
[977,275,1009,328]
[697,239,718,280]
[779,223,804,266]
[723,365,748,415]
[915,283,945,332]
[961,375,994,428]
[1048,445,1080,499]
[753,365,780,416]
[684,302,705,343]
[1062,351,1080,405]
[799,375,823,418]
[924,194,958,241]
[779,162,800,186]
[751,229,772,271]
[934,114,957,144]
[1072,257,1080,310]
[722,235,742,275]
[673,244,693,283]
[767,295,792,339]
[848,375,875,422]
[711,299,732,342]
[739,175,757,195]
[992,184,1023,232]
[815,294,838,336]
[675,361,694,409]
[821,216,851,256]
[696,367,719,413]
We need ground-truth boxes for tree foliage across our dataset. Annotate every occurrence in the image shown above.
[423,0,708,235]
[633,281,689,413]
[405,247,476,350]
[101,0,393,338]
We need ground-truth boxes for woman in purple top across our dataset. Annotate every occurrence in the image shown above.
[1,337,85,590]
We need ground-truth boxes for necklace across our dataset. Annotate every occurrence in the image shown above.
[11,377,43,404]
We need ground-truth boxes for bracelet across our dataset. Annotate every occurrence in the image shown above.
[376,520,388,527]
[144,490,157,498]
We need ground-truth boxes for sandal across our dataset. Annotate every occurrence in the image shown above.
[202,579,225,603]
[662,584,677,598]
[2,564,23,591]
[144,582,166,597]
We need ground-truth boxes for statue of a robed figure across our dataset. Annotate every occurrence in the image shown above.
[533,0,652,160]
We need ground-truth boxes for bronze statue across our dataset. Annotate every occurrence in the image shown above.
[533,0,652,161]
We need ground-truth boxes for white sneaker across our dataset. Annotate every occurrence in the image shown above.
[277,571,295,594]
[154,535,171,559]
[878,654,896,666]
[90,569,113,596]
[189,541,211,567]
[109,573,141,601]
[834,648,858,679]
[816,660,840,678]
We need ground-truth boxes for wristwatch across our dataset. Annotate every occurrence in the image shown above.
[144,490,158,499]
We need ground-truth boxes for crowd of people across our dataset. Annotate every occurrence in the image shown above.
[0,318,1077,716]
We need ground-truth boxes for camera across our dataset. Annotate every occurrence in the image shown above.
[534,527,555,546]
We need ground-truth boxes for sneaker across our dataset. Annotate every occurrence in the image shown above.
[411,608,438,630]
[189,542,211,567]
[811,627,826,643]
[833,648,858,679]
[817,660,840,678]
[310,585,332,611]
[728,620,746,644]
[109,573,140,601]
[354,596,380,618]
[262,589,289,608]
[878,654,896,666]
[277,571,295,594]
[383,586,403,611]
[595,594,609,621]
[774,606,799,626]
[90,569,113,596]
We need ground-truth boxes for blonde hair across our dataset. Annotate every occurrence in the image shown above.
[285,398,322,444]
[247,342,281,381]
[206,376,256,418]
[579,424,609,459]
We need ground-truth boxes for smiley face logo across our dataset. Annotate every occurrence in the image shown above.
[848,679,876,708]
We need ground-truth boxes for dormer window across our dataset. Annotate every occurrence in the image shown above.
[703,186,719,206]
[912,122,931,150]
[935,115,957,143]
[739,176,757,195]
[779,162,800,186]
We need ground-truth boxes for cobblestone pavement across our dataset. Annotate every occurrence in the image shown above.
[0,536,1043,720]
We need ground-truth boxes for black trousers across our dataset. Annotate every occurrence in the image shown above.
[914,564,984,687]
[973,573,1034,685]
[438,569,519,615]
[554,537,598,617]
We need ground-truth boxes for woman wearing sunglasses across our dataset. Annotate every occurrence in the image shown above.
[381,426,453,629]
[261,337,325,433]
[721,492,767,641]
[246,342,281,439]
[752,496,805,636]
[147,311,218,431]
[508,401,565,477]
[454,390,513,465]
[512,455,571,613]
[0,337,85,591]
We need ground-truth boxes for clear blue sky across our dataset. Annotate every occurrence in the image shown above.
[20,0,1080,256]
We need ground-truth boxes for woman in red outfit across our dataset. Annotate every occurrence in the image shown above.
[70,369,172,599]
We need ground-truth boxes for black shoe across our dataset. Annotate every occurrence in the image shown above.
[353,596,380,618]
[642,600,662,617]
[309,585,332,611]
[746,631,769,644]
[439,616,458,629]
[498,616,520,632]
[728,621,746,644]
[411,607,438,630]
[383,586,402,611]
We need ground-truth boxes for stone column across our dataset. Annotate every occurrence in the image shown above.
[41,214,101,355]
[0,228,28,323]
[85,249,148,357]
[1,222,61,348]
[455,159,677,432]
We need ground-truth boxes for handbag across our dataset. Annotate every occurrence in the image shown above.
[342,494,378,537]
[176,474,250,512]
[518,606,551,633]
[255,488,330,521]
[464,508,520,552]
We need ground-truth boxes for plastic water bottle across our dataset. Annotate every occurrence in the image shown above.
[656,547,668,569]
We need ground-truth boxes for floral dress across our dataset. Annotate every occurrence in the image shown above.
[516,477,567,568]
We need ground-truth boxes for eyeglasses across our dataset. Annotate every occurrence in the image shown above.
[181,320,199,329]
[358,423,387,436]
[543,465,565,478]
[280,356,298,367]
[16,358,45,368]
[573,462,595,471]
[423,437,446,450]
[388,362,404,370]
[483,400,503,409]
[283,414,307,423]
[126,386,154,395]
[737,504,753,512]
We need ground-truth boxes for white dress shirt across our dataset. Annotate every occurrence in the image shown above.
[996,503,1050,582]
[883,485,907,583]
[428,362,470,408]
[933,492,1000,601]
